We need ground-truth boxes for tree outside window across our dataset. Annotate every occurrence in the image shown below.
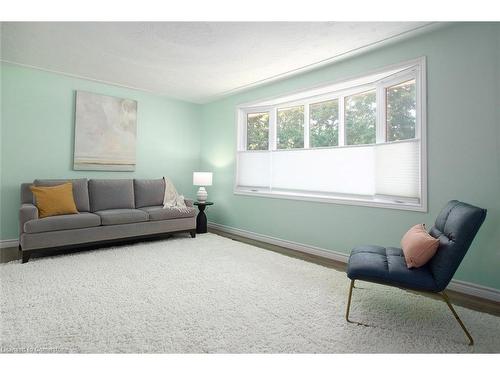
[310,99,339,148]
[386,79,416,141]
[345,90,376,145]
[246,112,269,150]
[277,106,304,149]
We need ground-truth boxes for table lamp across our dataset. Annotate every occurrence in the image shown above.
[193,172,213,202]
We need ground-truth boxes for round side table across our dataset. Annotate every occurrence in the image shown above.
[193,201,214,234]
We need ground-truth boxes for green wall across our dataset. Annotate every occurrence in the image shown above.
[199,23,500,289]
[0,63,202,239]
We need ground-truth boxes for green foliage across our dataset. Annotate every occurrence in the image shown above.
[277,106,304,149]
[386,80,416,141]
[310,100,339,147]
[247,112,269,150]
[345,90,376,145]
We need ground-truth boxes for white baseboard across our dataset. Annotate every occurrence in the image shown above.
[447,279,500,303]
[208,222,349,264]
[0,239,18,249]
[208,221,500,303]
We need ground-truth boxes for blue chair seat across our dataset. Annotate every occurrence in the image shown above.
[347,245,439,292]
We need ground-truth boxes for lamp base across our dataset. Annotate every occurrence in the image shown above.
[196,186,208,202]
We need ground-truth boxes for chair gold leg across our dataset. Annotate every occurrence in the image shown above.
[440,292,474,346]
[345,279,355,322]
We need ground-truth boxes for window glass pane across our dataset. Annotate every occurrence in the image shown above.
[309,99,339,148]
[277,105,304,149]
[246,112,269,150]
[345,90,376,145]
[386,79,416,141]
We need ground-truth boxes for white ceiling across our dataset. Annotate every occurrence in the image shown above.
[1,22,436,103]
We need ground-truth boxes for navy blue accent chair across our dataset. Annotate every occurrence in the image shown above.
[345,200,487,345]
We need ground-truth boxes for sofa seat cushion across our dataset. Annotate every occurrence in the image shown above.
[347,245,438,292]
[24,212,101,234]
[95,209,149,226]
[139,205,196,221]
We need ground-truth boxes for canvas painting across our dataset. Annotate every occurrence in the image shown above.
[74,91,137,171]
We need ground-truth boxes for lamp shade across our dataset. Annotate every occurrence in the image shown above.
[193,172,213,186]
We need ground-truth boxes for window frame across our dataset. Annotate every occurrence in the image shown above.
[234,57,427,212]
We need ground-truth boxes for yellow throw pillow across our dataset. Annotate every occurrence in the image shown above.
[30,182,78,218]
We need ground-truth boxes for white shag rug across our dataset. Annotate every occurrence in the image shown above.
[1,233,499,353]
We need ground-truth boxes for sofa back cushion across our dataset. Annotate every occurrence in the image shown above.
[21,183,34,204]
[34,178,90,212]
[89,179,135,212]
[134,179,165,208]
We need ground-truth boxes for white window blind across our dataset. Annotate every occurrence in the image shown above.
[237,139,420,199]
[374,140,420,198]
[237,151,271,188]
[270,147,375,195]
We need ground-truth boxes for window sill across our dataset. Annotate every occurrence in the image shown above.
[234,187,426,212]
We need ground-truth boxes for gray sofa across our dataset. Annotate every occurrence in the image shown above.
[19,178,196,263]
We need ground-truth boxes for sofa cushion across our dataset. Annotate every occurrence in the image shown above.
[347,245,438,292]
[30,183,79,218]
[95,209,148,226]
[34,179,90,212]
[21,183,35,204]
[89,179,135,212]
[134,179,165,208]
[24,212,101,234]
[139,205,196,221]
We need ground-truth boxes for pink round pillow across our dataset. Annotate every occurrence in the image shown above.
[401,224,440,268]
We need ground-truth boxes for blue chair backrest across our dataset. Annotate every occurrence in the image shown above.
[428,200,487,291]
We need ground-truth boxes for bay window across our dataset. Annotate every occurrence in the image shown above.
[235,58,426,211]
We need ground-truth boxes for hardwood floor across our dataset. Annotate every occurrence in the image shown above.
[0,246,20,263]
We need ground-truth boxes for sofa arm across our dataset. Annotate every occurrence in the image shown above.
[19,204,38,234]
[184,199,194,207]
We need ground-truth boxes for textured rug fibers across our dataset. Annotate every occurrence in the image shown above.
[1,233,499,353]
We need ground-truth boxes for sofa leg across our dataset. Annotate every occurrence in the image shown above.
[190,230,196,238]
[21,251,31,264]
[441,292,474,346]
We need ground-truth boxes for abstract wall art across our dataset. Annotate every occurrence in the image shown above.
[74,91,137,171]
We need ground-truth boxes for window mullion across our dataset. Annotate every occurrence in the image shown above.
[241,110,248,151]
[304,103,310,149]
[269,108,277,151]
[338,96,345,146]
[376,84,386,143]
[269,108,276,191]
